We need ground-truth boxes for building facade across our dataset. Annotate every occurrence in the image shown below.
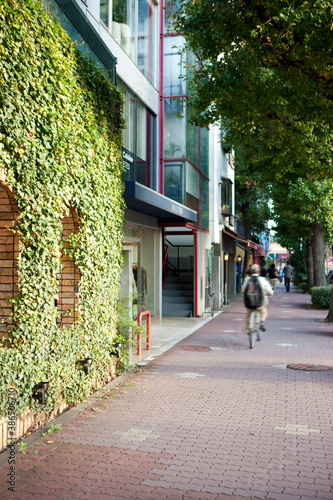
[49,0,238,318]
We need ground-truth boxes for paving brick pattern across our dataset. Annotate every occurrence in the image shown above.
[0,284,332,499]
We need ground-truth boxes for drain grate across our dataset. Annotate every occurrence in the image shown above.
[287,364,332,371]
[181,346,210,352]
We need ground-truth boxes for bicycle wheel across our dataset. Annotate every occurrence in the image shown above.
[254,311,262,341]
[249,331,256,349]
[249,310,260,348]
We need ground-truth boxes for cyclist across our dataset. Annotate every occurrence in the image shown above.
[242,264,273,335]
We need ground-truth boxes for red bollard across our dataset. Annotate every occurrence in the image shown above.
[137,310,151,355]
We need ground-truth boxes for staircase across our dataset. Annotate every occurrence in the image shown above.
[162,274,193,317]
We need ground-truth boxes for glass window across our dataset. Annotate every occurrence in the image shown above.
[164,36,185,96]
[186,105,198,167]
[45,0,108,74]
[100,0,109,27]
[122,88,135,152]
[137,0,154,81]
[200,127,209,177]
[221,180,232,215]
[137,102,147,161]
[112,0,157,86]
[164,98,186,159]
[112,0,135,59]
[164,0,182,33]
[120,82,155,188]
[122,85,135,181]
[185,48,197,97]
[164,162,185,205]
[136,101,147,185]
[200,177,209,229]
[185,162,199,212]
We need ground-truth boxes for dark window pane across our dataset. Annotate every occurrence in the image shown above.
[100,0,109,27]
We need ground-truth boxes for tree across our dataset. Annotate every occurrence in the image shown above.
[172,0,333,285]
[235,163,271,275]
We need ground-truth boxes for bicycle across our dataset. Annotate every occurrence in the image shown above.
[249,309,261,349]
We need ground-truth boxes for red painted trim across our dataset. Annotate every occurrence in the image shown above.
[164,94,190,99]
[146,111,151,187]
[138,311,151,352]
[159,222,209,234]
[159,1,165,194]
[194,230,199,317]
[163,231,193,236]
[164,158,210,181]
[162,244,169,289]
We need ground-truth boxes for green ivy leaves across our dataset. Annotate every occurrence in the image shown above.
[0,0,125,418]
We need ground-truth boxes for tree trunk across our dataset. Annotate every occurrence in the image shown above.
[325,287,333,322]
[242,222,251,278]
[242,246,251,278]
[306,240,314,289]
[311,221,326,286]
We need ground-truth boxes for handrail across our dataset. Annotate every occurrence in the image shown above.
[136,310,151,355]
[162,244,169,290]
[164,239,193,276]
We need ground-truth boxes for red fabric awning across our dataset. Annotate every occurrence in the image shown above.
[254,244,266,257]
[223,227,259,250]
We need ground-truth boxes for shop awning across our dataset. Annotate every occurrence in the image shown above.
[223,227,258,249]
[124,181,198,224]
[254,244,266,257]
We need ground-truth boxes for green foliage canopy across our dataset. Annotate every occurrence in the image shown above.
[172,0,333,248]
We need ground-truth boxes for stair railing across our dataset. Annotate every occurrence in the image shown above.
[162,244,169,290]
[164,238,193,276]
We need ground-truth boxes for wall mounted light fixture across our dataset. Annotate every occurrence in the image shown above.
[79,357,93,375]
[32,382,49,405]
[112,343,122,358]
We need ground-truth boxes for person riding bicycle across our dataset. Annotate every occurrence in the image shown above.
[242,264,273,334]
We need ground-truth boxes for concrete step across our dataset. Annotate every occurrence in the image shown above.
[162,308,192,317]
[163,283,193,291]
[166,276,193,285]
[163,301,192,310]
[162,295,193,303]
[163,289,193,297]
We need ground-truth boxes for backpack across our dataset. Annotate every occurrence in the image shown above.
[244,276,263,309]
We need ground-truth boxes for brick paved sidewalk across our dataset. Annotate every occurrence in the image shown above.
[0,283,332,500]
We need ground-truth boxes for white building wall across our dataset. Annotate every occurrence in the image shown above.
[209,126,223,244]
[196,231,211,316]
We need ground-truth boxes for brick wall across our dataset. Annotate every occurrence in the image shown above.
[57,208,80,327]
[0,183,19,345]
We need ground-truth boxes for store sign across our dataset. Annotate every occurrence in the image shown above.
[171,203,183,215]
[123,148,134,171]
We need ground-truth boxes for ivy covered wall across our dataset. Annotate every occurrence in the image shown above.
[0,0,125,418]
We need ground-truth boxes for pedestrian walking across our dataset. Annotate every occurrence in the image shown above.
[267,263,279,291]
[283,261,293,292]
[242,263,273,334]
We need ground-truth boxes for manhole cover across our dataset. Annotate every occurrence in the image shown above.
[182,346,210,352]
[287,364,332,371]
